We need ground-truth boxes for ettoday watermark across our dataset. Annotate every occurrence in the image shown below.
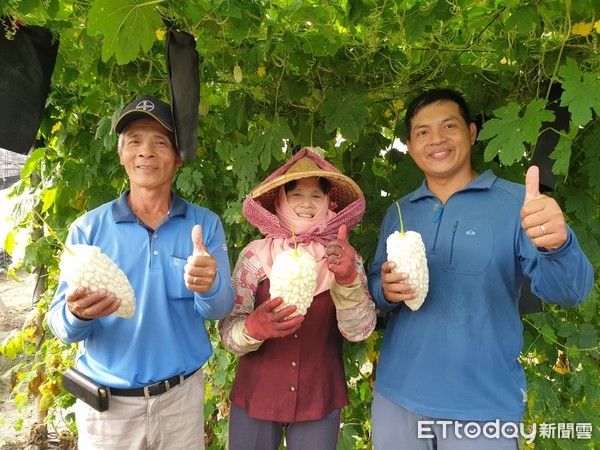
[417,420,594,444]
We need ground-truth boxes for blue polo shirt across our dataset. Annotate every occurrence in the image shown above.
[48,191,235,388]
[368,170,593,421]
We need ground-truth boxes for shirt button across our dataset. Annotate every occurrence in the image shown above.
[153,234,158,239]
[293,334,298,339]
[290,386,296,392]
[153,250,159,255]
[291,361,297,367]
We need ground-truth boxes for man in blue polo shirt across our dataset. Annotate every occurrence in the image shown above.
[368,88,593,449]
[48,95,235,449]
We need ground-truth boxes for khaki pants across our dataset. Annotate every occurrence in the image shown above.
[75,369,205,450]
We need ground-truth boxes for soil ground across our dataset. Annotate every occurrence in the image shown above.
[0,269,46,449]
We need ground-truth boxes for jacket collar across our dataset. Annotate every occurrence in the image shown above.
[112,190,187,222]
[409,169,497,202]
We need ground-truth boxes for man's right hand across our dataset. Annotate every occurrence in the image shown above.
[244,297,305,341]
[381,261,417,304]
[66,287,121,320]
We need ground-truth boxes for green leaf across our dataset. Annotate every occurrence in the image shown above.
[20,147,46,180]
[62,159,90,188]
[301,33,343,57]
[227,17,251,43]
[229,143,261,197]
[559,58,600,126]
[10,0,39,15]
[247,117,294,171]
[223,91,249,134]
[1,332,22,359]
[556,322,577,338]
[41,188,58,213]
[3,230,15,255]
[46,0,60,18]
[218,2,242,19]
[582,158,600,194]
[85,185,120,210]
[87,0,163,64]
[565,324,599,350]
[320,87,370,143]
[338,424,361,450]
[479,100,554,165]
[175,166,204,198]
[564,189,597,223]
[404,4,436,44]
[548,137,571,176]
[505,6,539,35]
[539,323,558,344]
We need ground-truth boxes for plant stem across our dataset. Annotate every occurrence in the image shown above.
[395,201,405,235]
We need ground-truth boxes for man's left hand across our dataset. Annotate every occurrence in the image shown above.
[520,165,568,250]
[185,225,217,293]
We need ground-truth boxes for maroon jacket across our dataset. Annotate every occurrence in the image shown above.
[229,279,348,422]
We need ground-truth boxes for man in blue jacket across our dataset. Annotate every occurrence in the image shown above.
[48,95,235,449]
[368,88,594,449]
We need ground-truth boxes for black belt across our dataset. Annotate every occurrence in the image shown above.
[110,368,199,399]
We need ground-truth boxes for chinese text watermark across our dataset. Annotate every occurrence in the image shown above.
[418,420,593,444]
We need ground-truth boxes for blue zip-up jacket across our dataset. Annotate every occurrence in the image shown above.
[368,170,594,421]
[48,192,235,388]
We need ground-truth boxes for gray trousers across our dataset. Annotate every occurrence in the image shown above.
[372,390,519,450]
[228,403,341,450]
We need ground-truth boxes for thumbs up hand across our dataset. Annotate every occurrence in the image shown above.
[185,225,218,293]
[520,166,568,250]
[325,224,358,285]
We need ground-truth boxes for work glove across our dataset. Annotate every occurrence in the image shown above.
[326,224,358,286]
[244,297,304,341]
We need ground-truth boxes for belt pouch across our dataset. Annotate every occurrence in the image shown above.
[62,367,109,412]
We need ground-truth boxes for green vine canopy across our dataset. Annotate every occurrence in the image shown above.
[1,1,598,448]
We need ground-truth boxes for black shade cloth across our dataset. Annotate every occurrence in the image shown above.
[0,23,58,155]
[519,278,543,315]
[532,83,570,193]
[166,27,199,163]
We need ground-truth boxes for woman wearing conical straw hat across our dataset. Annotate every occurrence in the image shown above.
[219,147,376,449]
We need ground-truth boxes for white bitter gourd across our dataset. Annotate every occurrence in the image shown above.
[386,202,429,311]
[59,245,136,318]
[270,246,318,316]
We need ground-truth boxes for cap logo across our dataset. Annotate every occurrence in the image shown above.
[135,100,155,111]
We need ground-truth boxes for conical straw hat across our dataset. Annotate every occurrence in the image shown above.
[251,149,363,213]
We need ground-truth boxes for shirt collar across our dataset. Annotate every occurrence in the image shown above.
[409,169,497,202]
[112,190,187,222]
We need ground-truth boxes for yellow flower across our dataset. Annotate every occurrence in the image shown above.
[500,56,507,65]
[156,28,165,40]
[51,122,62,134]
[384,109,392,118]
[594,20,600,33]
[572,22,592,36]
[257,66,266,77]
[394,99,404,111]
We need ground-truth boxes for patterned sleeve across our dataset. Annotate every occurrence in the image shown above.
[331,253,377,342]
[218,244,267,356]
[330,254,377,342]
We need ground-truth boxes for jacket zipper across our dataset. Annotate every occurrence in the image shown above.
[449,221,458,265]
[431,205,444,254]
